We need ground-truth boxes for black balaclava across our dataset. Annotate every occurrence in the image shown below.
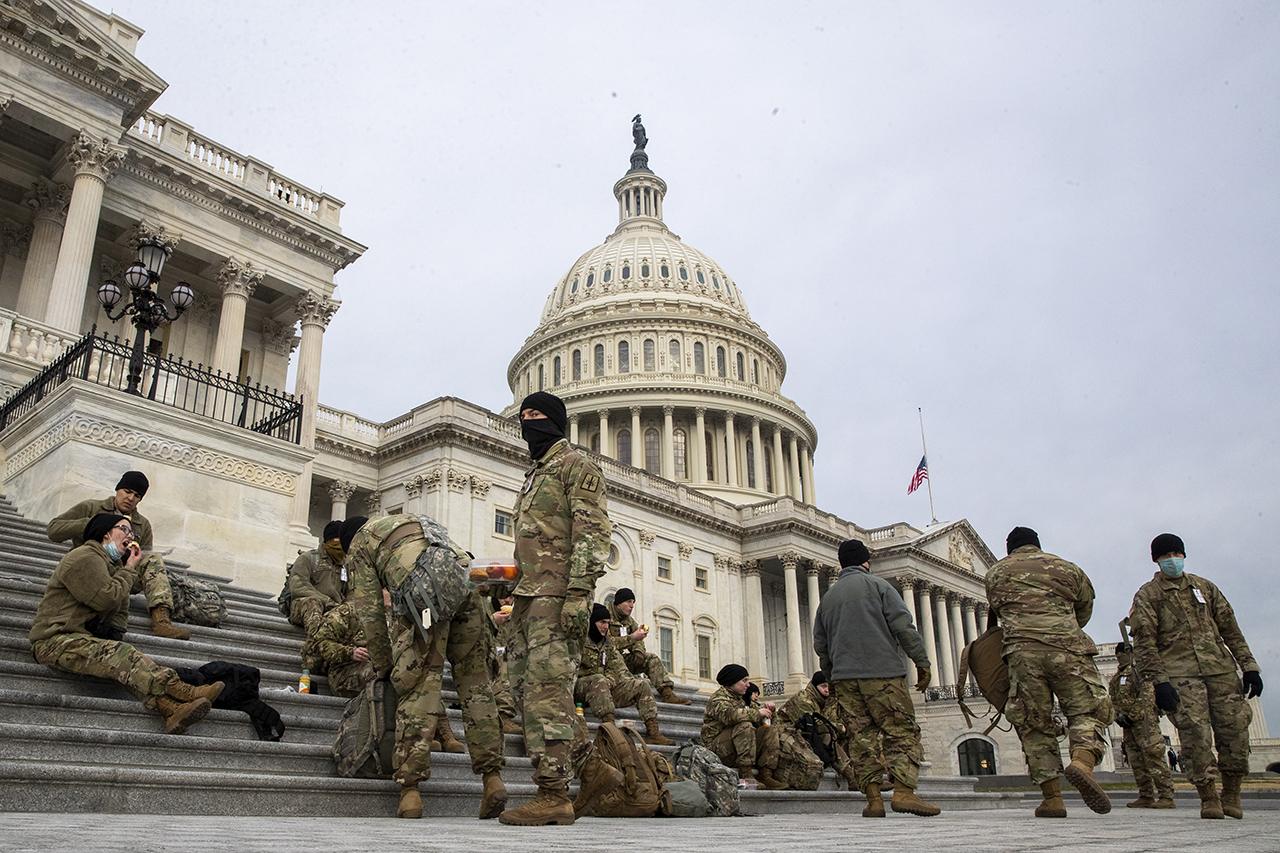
[1006,526,1040,555]
[339,516,369,553]
[84,512,125,545]
[744,682,761,706]
[588,602,611,643]
[811,670,827,688]
[519,392,567,459]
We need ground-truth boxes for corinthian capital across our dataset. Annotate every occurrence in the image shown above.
[130,221,180,256]
[261,317,299,356]
[66,131,126,182]
[24,179,70,224]
[217,257,263,300]
[296,290,339,328]
[327,480,356,502]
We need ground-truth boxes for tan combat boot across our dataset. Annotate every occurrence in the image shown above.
[757,766,789,790]
[738,765,756,782]
[478,770,507,819]
[155,695,212,735]
[499,784,576,826]
[1220,773,1243,819]
[166,676,225,705]
[1063,749,1111,814]
[862,782,885,818]
[500,714,523,736]
[398,782,423,819]
[149,605,191,640]
[1152,792,1176,809]
[599,712,615,725]
[644,717,674,746]
[571,754,624,818]
[1127,793,1157,808]
[1196,780,1224,819]
[659,685,692,705]
[1034,778,1067,818]
[437,716,466,754]
[890,785,941,816]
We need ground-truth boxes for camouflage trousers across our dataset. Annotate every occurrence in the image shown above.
[573,672,658,722]
[623,649,674,691]
[777,725,853,790]
[708,722,780,771]
[387,589,504,786]
[106,553,174,630]
[31,632,174,707]
[1168,671,1252,784]
[830,676,922,791]
[326,657,377,699]
[1121,713,1173,796]
[508,595,593,789]
[492,654,518,721]
[1005,648,1113,785]
[293,597,338,673]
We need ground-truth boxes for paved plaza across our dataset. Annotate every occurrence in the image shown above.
[2,807,1278,853]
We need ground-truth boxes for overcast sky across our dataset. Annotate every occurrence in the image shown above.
[110,1,1280,728]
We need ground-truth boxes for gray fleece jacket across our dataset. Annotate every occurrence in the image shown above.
[813,565,931,680]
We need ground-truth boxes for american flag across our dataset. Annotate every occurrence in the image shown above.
[907,455,928,494]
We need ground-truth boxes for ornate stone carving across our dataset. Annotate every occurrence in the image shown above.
[2,219,31,260]
[961,598,977,614]
[663,404,674,417]
[404,476,424,498]
[261,317,299,356]
[423,469,443,489]
[806,563,822,578]
[596,408,610,421]
[66,131,126,182]
[678,542,693,559]
[185,297,220,328]
[24,179,70,225]
[898,574,916,591]
[363,490,383,514]
[295,290,339,328]
[740,559,760,578]
[327,480,356,503]
[947,591,963,606]
[713,553,729,572]
[639,530,655,548]
[769,582,785,597]
[130,221,180,256]
[447,469,470,492]
[629,406,642,417]
[948,533,975,570]
[694,406,706,418]
[780,551,801,572]
[470,476,491,498]
[217,256,263,300]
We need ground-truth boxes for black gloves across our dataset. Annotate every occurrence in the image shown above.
[1154,681,1179,713]
[1243,670,1264,699]
[1114,712,1132,729]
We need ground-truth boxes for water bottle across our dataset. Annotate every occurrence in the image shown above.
[298,669,311,694]
[575,703,585,720]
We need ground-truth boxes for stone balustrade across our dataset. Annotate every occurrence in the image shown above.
[0,309,75,373]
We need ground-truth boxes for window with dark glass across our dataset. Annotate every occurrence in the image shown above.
[736,352,744,381]
[603,268,611,283]
[746,440,756,488]
[554,356,562,386]
[658,556,671,579]
[586,273,594,288]
[764,447,773,492]
[660,627,673,671]
[618,341,629,373]
[617,429,632,466]
[705,433,715,480]
[752,358,759,384]
[694,342,705,374]
[643,339,655,371]
[594,344,605,376]
[697,634,711,679]
[591,433,600,453]
[571,278,579,293]
[673,429,687,479]
[538,364,544,391]
[642,264,650,277]
[669,339,680,370]
[679,267,688,281]
[573,349,582,381]
[712,275,720,290]
[660,264,669,278]
[622,265,630,279]
[695,567,708,590]
[696,270,705,284]
[716,346,726,377]
[645,428,660,475]
[494,510,512,536]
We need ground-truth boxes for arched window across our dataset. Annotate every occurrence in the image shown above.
[705,432,715,480]
[644,428,660,475]
[673,429,687,480]
[586,272,595,288]
[618,341,630,373]
[617,429,632,466]
[764,446,774,493]
[603,267,612,283]
[591,432,600,453]
[716,346,726,378]
[746,439,756,488]
[621,265,630,280]
[736,352,744,381]
[572,350,582,381]
[669,339,681,371]
[643,339,655,371]
[538,364,544,391]
[694,342,705,374]
[660,263,670,278]
[752,358,759,384]
[958,739,996,776]
[571,277,579,294]
[696,270,705,284]
[594,344,605,376]
[679,266,688,281]
[641,263,650,277]
[553,355,562,386]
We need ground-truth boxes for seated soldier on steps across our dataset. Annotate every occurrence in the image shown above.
[608,587,690,705]
[776,671,861,790]
[29,513,224,734]
[46,470,190,640]
[701,663,787,789]
[289,520,346,670]
[575,603,674,746]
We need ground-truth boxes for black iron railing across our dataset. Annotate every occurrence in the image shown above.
[924,683,983,703]
[761,681,787,697]
[0,328,303,443]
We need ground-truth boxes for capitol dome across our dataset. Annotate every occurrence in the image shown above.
[505,123,818,506]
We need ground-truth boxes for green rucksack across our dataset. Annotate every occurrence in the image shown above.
[168,570,227,628]
[388,514,473,646]
[332,678,398,778]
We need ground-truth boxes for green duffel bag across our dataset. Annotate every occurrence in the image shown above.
[662,779,710,817]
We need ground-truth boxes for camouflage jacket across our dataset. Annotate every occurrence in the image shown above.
[701,684,763,744]
[1108,659,1160,722]
[344,514,429,675]
[47,496,155,550]
[288,547,345,607]
[985,545,1098,656]
[1129,571,1257,682]
[313,601,367,669]
[512,439,611,597]
[29,542,140,642]
[776,682,827,730]
[607,600,646,656]
[578,633,630,683]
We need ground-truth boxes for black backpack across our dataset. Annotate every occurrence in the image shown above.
[797,712,840,766]
[176,661,285,741]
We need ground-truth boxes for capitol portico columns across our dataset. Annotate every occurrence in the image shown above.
[15,180,70,321]
[962,598,979,647]
[803,446,816,505]
[916,581,939,677]
[899,576,920,685]
[724,412,739,487]
[788,432,803,500]
[750,417,764,491]
[693,408,707,484]
[597,409,611,457]
[805,563,822,672]
[740,561,765,678]
[933,586,956,687]
[977,603,989,633]
[289,290,339,538]
[781,552,805,681]
[46,132,126,334]
[949,593,965,677]
[328,480,355,521]
[771,426,786,496]
[569,413,579,445]
[211,258,264,377]
[662,405,675,478]
[630,407,642,461]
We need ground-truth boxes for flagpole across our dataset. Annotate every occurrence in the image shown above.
[918,407,937,524]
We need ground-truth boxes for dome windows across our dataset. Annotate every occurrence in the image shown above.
[669,339,681,370]
[573,349,582,381]
[571,278,579,294]
[594,344,605,376]
[641,264,650,278]
[716,346,726,378]
[621,265,630,280]
[660,264,670,278]
[679,266,688,281]
[696,270,705,284]
[693,342,705,374]
[603,267,612,283]
[643,339,655,371]
[553,356,562,386]
[586,273,595,288]
[712,275,720,290]
[618,341,630,373]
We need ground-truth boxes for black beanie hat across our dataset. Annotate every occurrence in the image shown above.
[1006,526,1040,555]
[115,470,149,497]
[519,392,568,435]
[1150,533,1185,562]
[84,512,125,545]
[745,682,760,703]
[716,663,749,687]
[838,538,870,568]
[614,587,636,606]
[322,520,343,542]
[339,516,369,553]
[811,671,827,688]
[591,602,611,624]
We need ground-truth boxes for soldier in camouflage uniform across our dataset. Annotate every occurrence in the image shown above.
[576,603,674,745]
[1130,533,1263,820]
[313,599,376,698]
[490,594,522,735]
[985,527,1114,818]
[29,512,223,734]
[775,671,861,790]
[342,514,507,821]
[499,392,623,826]
[288,520,346,670]
[607,588,690,705]
[1109,642,1174,808]
[46,471,189,640]
[701,663,788,789]
[814,539,937,817]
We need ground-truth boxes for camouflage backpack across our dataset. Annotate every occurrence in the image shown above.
[957,624,1010,735]
[276,551,304,619]
[168,570,227,628]
[389,514,472,646]
[672,741,741,817]
[333,678,398,778]
[778,712,840,790]
[587,722,675,817]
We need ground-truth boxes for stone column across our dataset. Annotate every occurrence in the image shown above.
[771,425,785,495]
[976,603,989,634]
[662,405,675,478]
[933,587,956,687]
[948,592,965,675]
[750,417,764,491]
[962,598,979,646]
[597,408,611,457]
[630,406,642,466]
[916,582,939,676]
[569,413,579,445]
[802,444,816,505]
[328,480,355,521]
[288,291,339,539]
[899,577,920,685]
[694,407,708,484]
[46,132,126,334]
[805,563,822,673]
[740,561,765,677]
[211,257,263,377]
[788,432,803,499]
[724,411,739,487]
[16,179,70,320]
[781,553,805,679]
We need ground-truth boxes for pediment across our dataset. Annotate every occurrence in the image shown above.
[901,519,998,576]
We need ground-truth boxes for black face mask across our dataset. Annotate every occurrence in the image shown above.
[521,418,564,459]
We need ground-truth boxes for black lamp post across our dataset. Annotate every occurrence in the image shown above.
[96,236,195,395]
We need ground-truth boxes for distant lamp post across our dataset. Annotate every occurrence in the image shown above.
[97,236,195,395]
